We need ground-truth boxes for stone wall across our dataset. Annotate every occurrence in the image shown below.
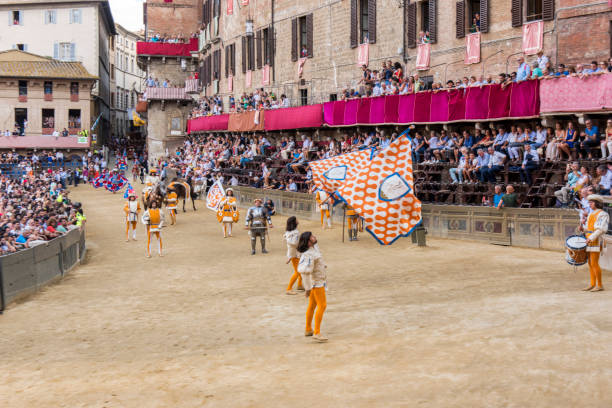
[229,185,580,251]
[146,0,202,39]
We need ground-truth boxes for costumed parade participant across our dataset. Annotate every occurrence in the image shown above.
[105,168,128,193]
[217,188,239,238]
[284,216,303,295]
[141,200,165,258]
[166,187,178,225]
[93,169,109,189]
[245,198,273,255]
[297,231,328,343]
[316,190,332,229]
[123,191,141,241]
[579,195,609,292]
[345,203,360,241]
[143,168,160,203]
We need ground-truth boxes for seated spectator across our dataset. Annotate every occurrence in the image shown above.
[512,143,539,185]
[554,162,581,205]
[596,164,612,195]
[481,146,506,183]
[474,148,490,183]
[450,147,468,184]
[580,119,600,160]
[287,178,298,192]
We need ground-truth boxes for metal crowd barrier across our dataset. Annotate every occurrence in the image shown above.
[0,227,86,312]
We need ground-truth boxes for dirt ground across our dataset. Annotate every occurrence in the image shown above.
[1,184,612,407]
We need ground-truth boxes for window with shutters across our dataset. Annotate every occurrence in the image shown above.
[359,0,369,44]
[300,89,308,106]
[299,16,308,57]
[45,10,56,24]
[18,80,27,96]
[247,36,255,70]
[44,81,53,95]
[11,10,23,25]
[406,2,417,48]
[421,2,430,36]
[70,9,82,24]
[230,44,236,75]
[467,0,480,33]
[526,0,542,22]
[59,42,74,61]
[263,28,269,65]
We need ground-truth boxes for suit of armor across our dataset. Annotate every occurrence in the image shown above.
[245,205,272,254]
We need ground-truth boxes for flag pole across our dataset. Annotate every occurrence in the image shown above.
[342,206,346,243]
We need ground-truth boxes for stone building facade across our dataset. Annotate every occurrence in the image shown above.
[0,50,95,151]
[197,0,610,108]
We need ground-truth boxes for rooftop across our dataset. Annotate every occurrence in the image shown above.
[0,50,97,80]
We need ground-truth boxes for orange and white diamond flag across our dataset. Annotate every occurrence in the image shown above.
[206,180,225,211]
[309,148,373,194]
[337,129,422,245]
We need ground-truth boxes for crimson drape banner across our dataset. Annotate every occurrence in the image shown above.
[357,43,369,67]
[337,130,422,245]
[227,0,233,15]
[187,114,230,133]
[262,64,270,86]
[136,38,199,57]
[309,148,373,194]
[246,70,252,88]
[297,57,307,78]
[416,43,430,70]
[465,32,481,64]
[522,21,543,55]
[264,104,323,131]
[540,74,612,113]
[228,75,233,92]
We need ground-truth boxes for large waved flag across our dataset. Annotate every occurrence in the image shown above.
[309,148,373,194]
[337,129,421,245]
[206,180,225,211]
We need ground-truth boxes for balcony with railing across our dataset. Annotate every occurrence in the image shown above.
[137,38,199,57]
[0,134,89,149]
[145,87,190,100]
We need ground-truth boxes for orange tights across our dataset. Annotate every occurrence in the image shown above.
[306,287,327,335]
[147,230,162,256]
[126,221,137,239]
[286,258,303,290]
[588,252,603,288]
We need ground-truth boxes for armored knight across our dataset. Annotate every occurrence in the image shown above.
[245,198,273,255]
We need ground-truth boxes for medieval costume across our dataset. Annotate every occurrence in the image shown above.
[245,198,272,255]
[166,189,178,225]
[143,168,160,204]
[316,190,332,229]
[345,204,360,241]
[581,194,609,292]
[124,191,141,241]
[142,202,165,257]
[298,241,328,343]
[284,218,303,295]
[217,188,239,238]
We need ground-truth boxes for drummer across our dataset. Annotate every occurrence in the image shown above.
[579,194,609,292]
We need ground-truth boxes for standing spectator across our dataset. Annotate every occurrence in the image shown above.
[497,185,518,208]
[492,184,504,208]
[516,56,531,81]
[536,51,549,70]
[603,119,612,160]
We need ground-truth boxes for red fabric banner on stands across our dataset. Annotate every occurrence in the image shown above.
[264,105,323,131]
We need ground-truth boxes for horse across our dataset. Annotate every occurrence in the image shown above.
[166,178,197,212]
[142,182,165,210]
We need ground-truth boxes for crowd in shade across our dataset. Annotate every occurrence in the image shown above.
[0,155,86,255]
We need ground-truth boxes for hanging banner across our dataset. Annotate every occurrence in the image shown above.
[228,75,233,92]
[416,43,430,71]
[262,64,270,86]
[206,180,225,211]
[246,70,252,88]
[357,43,369,67]
[297,57,307,78]
[241,0,249,5]
[522,20,543,55]
[465,32,481,65]
[227,0,233,15]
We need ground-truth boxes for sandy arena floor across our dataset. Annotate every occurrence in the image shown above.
[1,184,612,407]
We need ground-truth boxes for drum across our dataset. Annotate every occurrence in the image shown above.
[565,235,587,266]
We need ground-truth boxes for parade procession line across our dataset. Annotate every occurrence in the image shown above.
[1,184,612,407]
